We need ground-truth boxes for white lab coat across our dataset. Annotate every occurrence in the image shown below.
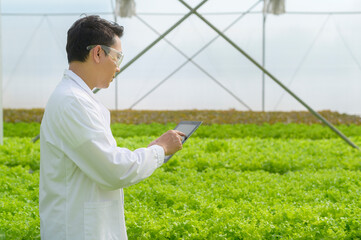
[39,70,165,240]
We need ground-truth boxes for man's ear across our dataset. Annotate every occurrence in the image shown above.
[91,45,102,63]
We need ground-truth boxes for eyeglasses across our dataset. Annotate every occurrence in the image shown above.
[86,45,124,68]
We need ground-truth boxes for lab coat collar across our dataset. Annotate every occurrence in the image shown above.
[63,69,98,101]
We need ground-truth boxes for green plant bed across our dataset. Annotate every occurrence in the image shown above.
[1,123,361,239]
[4,122,361,139]
[125,168,361,239]
[0,165,40,240]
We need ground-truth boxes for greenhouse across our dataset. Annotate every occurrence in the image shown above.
[1,0,361,239]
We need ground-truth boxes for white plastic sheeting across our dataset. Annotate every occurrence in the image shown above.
[1,0,361,115]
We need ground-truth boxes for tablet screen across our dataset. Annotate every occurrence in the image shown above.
[174,121,202,143]
[164,121,202,163]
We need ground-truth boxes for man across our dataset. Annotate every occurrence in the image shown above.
[39,15,185,240]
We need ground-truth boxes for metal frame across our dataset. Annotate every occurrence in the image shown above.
[262,12,266,111]
[32,0,359,149]
[127,1,262,110]
[179,0,359,149]
[111,0,119,110]
[0,0,3,145]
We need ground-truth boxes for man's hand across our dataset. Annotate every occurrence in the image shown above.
[148,130,186,155]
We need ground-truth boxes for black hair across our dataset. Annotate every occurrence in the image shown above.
[66,15,124,63]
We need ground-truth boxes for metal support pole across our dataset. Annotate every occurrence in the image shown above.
[178,0,360,150]
[262,13,266,111]
[0,0,3,145]
[113,3,119,110]
[93,0,209,94]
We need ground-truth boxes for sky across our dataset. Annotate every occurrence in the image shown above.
[1,0,361,115]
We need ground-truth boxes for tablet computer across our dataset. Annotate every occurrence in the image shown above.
[164,121,202,163]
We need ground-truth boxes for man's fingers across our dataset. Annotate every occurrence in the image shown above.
[174,130,186,136]
[175,131,185,142]
[172,133,183,143]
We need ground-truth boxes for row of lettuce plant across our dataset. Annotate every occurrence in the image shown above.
[4,122,361,139]
[1,123,361,239]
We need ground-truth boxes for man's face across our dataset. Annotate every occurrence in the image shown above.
[98,37,122,88]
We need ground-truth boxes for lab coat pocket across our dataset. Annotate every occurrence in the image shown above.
[84,200,122,240]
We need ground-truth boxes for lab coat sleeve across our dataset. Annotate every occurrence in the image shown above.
[58,97,165,190]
